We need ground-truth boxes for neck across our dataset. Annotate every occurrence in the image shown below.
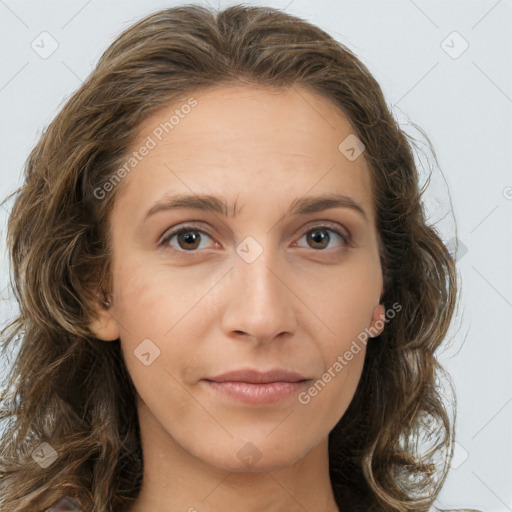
[125,403,341,512]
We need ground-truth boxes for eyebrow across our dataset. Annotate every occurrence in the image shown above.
[144,192,368,222]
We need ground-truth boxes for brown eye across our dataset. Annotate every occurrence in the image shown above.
[176,230,202,250]
[307,229,330,249]
[297,226,348,250]
[160,226,215,252]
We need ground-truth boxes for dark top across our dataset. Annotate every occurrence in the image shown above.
[47,496,84,511]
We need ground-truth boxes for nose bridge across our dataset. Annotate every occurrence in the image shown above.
[222,232,296,341]
[235,232,284,307]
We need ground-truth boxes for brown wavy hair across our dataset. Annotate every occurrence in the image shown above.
[0,4,461,511]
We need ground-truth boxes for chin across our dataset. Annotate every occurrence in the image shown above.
[192,435,314,473]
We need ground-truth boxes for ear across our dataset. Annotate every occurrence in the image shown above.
[89,293,120,342]
[368,302,386,338]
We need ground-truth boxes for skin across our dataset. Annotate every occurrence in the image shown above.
[89,84,386,512]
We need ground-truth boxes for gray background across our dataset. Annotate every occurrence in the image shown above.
[0,0,511,510]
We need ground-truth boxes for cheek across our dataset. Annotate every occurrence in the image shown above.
[304,266,376,406]
[295,345,367,440]
[309,268,380,348]
[112,261,211,382]
[112,259,202,337]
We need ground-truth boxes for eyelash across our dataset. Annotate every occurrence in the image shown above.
[158,222,351,254]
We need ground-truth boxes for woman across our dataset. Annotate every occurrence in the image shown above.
[0,4,473,511]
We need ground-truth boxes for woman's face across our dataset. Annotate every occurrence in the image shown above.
[90,84,385,473]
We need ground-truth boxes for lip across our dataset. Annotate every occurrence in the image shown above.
[203,368,312,405]
[205,368,310,384]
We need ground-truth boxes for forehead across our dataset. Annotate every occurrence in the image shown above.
[114,84,375,224]
[135,83,359,158]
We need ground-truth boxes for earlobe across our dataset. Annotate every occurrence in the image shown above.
[88,296,120,342]
[369,302,386,338]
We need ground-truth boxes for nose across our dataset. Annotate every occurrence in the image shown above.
[221,239,298,345]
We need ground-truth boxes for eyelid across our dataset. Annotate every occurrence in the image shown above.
[300,220,350,240]
[158,220,353,251]
[157,221,214,246]
[294,222,353,249]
